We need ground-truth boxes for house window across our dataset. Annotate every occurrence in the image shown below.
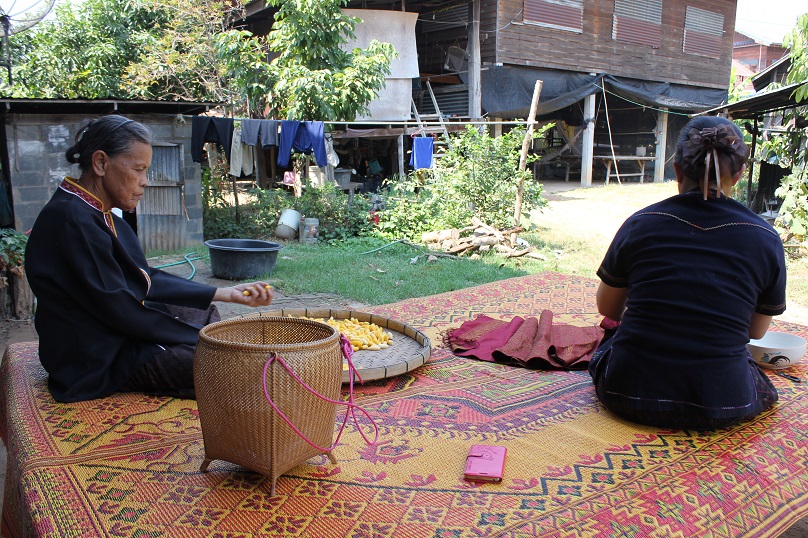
[613,0,662,48]
[683,6,724,59]
[524,0,583,33]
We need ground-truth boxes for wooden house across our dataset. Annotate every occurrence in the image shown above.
[242,0,739,186]
[733,30,786,75]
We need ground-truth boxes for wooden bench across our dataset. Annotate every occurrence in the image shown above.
[595,155,657,184]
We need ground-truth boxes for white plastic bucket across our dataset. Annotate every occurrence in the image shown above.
[299,218,320,244]
[275,209,301,240]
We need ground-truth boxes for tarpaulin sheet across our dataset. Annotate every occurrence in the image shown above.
[480,65,728,118]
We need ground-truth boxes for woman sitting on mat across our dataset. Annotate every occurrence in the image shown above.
[26,115,274,403]
[589,115,786,430]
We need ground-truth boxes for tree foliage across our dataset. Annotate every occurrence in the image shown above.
[770,13,808,241]
[123,0,261,112]
[0,0,162,98]
[1,0,395,121]
[265,0,396,121]
[377,125,551,240]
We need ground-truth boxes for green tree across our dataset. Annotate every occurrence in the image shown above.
[265,0,396,121]
[0,0,162,98]
[124,0,264,113]
[770,13,808,240]
[0,0,268,114]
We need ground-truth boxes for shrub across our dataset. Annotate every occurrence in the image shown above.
[376,125,549,240]
[203,175,374,241]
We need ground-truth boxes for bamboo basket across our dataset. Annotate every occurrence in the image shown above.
[194,316,342,495]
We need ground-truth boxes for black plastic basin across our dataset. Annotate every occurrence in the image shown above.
[204,239,283,280]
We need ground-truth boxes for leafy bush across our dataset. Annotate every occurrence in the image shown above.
[295,182,374,241]
[0,228,28,288]
[376,125,549,240]
[203,174,374,241]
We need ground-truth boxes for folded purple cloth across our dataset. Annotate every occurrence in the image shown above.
[446,310,605,369]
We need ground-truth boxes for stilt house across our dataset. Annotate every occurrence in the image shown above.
[242,0,739,186]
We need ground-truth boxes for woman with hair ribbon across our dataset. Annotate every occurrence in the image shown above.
[589,115,787,430]
[26,115,274,403]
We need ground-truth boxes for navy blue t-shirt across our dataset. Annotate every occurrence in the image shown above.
[596,191,786,419]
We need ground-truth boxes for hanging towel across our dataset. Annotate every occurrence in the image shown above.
[445,311,605,370]
[410,137,434,170]
[191,116,234,164]
[277,120,327,168]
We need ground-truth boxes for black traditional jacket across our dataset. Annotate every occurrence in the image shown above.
[25,178,216,402]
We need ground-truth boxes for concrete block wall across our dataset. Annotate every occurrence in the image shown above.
[5,113,204,246]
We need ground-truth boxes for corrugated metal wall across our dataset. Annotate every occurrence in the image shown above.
[613,0,662,48]
[683,6,724,58]
[139,144,186,252]
[524,0,583,33]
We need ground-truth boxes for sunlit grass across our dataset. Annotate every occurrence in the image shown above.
[147,181,808,317]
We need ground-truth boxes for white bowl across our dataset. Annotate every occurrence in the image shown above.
[747,332,807,370]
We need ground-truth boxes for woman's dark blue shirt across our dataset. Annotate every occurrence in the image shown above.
[596,191,786,419]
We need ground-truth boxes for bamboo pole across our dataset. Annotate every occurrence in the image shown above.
[511,80,543,247]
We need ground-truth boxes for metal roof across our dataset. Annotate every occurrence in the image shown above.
[699,81,808,119]
[0,98,219,116]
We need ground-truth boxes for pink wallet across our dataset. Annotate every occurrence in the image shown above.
[464,445,506,482]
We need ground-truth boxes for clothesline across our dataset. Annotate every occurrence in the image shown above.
[191,117,333,175]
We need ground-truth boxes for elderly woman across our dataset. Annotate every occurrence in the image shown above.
[26,115,274,403]
[589,116,787,430]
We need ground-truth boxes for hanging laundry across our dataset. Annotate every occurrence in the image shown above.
[229,126,254,177]
[277,120,327,168]
[410,137,434,170]
[191,116,234,164]
[240,119,261,147]
[325,136,340,167]
[259,120,280,148]
[241,119,280,148]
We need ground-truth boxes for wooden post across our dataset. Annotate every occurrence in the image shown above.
[468,0,482,119]
[511,80,542,246]
[746,117,758,209]
[580,93,596,188]
[654,107,668,183]
[398,134,405,178]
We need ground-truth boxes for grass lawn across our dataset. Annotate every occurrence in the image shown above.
[166,180,808,323]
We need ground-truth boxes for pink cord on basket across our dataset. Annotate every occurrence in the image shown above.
[261,334,379,452]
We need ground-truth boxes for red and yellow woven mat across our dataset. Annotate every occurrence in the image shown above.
[2,272,808,537]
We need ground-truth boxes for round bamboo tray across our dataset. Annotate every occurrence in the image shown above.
[240,309,432,383]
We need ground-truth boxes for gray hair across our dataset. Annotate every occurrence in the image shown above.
[65,115,153,172]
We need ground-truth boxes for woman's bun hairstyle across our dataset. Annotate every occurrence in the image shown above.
[674,116,749,188]
[65,115,153,172]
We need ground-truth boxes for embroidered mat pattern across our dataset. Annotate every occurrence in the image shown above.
[2,272,808,537]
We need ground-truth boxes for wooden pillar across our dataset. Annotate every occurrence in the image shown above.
[580,93,596,188]
[398,134,405,178]
[255,147,268,189]
[746,117,759,208]
[654,107,668,183]
[492,117,502,137]
[468,0,482,119]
